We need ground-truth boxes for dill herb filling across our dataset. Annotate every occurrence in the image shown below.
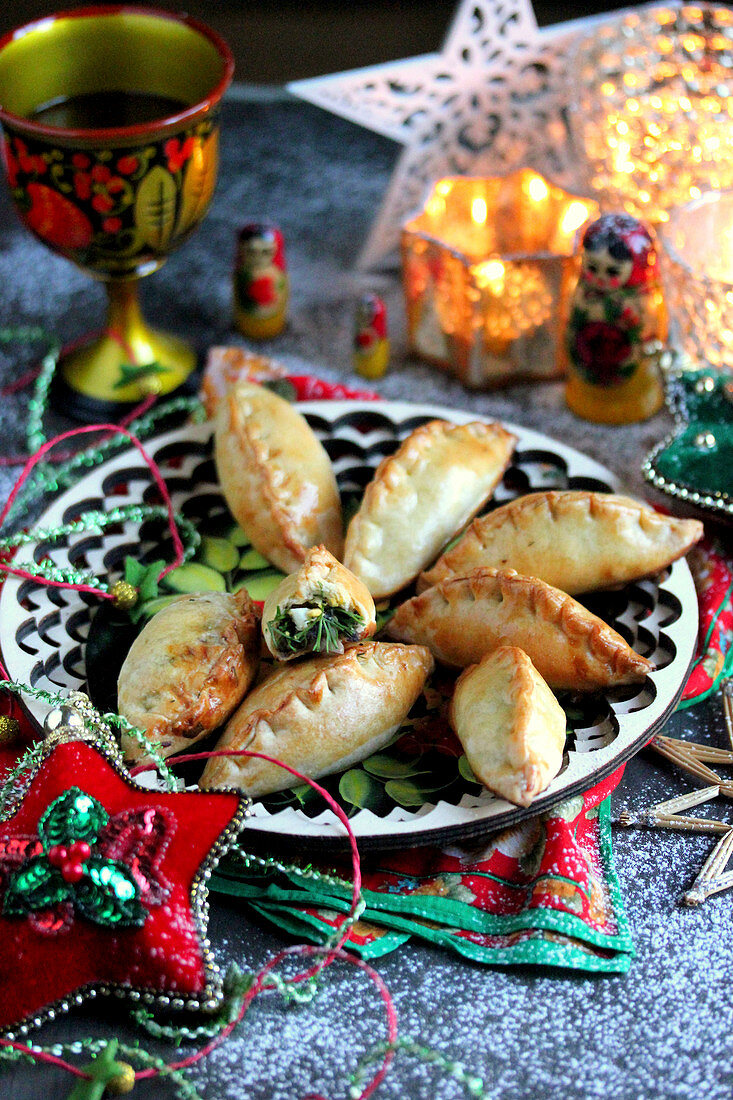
[269,601,365,655]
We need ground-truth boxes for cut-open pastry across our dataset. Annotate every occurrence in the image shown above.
[343,418,516,598]
[262,545,376,660]
[118,589,260,763]
[214,380,343,574]
[387,567,652,690]
[200,641,434,796]
[419,490,703,594]
[449,646,567,807]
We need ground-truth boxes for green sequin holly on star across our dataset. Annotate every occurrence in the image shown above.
[3,787,146,929]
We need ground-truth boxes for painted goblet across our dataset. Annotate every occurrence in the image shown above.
[0,5,234,419]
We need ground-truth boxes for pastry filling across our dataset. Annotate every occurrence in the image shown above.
[269,600,364,655]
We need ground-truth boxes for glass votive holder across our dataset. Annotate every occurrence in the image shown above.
[400,170,598,388]
[569,3,733,225]
[661,190,733,373]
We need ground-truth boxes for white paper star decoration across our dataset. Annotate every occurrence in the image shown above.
[289,0,581,269]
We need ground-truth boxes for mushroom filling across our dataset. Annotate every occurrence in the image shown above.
[269,600,365,655]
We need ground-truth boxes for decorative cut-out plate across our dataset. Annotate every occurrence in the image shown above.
[0,401,698,850]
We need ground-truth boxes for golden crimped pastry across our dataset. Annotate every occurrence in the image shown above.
[419,490,703,594]
[343,419,516,598]
[118,589,260,763]
[449,646,566,807]
[387,567,652,690]
[262,545,376,660]
[200,345,289,417]
[214,380,343,574]
[199,641,434,796]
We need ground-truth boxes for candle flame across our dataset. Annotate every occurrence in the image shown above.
[471,197,488,225]
[425,194,446,220]
[527,175,549,203]
[560,201,591,238]
[473,259,506,295]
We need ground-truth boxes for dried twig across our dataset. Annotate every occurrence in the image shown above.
[651,737,724,786]
[616,787,729,834]
[684,744,733,764]
[653,787,721,816]
[651,815,731,835]
[682,829,733,905]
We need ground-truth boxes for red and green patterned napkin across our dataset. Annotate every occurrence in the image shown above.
[679,533,733,707]
[214,766,634,972]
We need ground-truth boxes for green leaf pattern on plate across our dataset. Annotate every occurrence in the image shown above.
[132,518,287,620]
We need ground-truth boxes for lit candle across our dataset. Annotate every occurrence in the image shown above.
[401,170,597,388]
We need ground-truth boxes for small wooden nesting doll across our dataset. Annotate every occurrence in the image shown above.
[564,213,667,423]
[234,222,289,339]
[353,293,389,379]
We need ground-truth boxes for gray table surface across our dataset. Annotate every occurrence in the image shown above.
[1,87,731,1100]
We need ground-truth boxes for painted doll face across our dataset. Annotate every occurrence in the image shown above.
[579,213,657,290]
[355,294,387,337]
[240,234,276,271]
[581,245,633,291]
[356,297,375,331]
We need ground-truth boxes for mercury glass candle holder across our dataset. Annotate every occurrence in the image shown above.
[569,3,733,225]
[661,190,733,373]
[400,171,597,388]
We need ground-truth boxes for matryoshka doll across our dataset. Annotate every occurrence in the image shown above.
[353,293,389,380]
[233,221,288,339]
[564,213,667,423]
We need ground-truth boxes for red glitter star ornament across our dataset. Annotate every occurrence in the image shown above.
[0,736,247,1037]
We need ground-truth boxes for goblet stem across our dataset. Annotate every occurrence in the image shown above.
[56,277,197,421]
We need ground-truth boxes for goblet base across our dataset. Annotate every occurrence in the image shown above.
[50,360,199,424]
[52,324,199,423]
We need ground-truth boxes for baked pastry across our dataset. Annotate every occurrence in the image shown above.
[118,589,260,763]
[262,545,376,660]
[200,345,289,417]
[200,641,434,796]
[419,490,703,594]
[449,646,566,807]
[214,380,343,574]
[387,567,652,690]
[343,419,516,598]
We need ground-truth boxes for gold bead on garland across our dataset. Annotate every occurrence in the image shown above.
[110,580,139,611]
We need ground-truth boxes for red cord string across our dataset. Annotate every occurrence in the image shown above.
[0,423,184,590]
[0,745,397,1098]
[0,328,161,466]
[0,392,159,469]
[0,366,42,397]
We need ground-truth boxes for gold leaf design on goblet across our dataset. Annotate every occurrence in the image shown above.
[134,165,178,251]
[177,130,219,238]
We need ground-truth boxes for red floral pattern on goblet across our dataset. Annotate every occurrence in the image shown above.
[22,182,93,250]
[1,116,216,276]
[164,136,195,173]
